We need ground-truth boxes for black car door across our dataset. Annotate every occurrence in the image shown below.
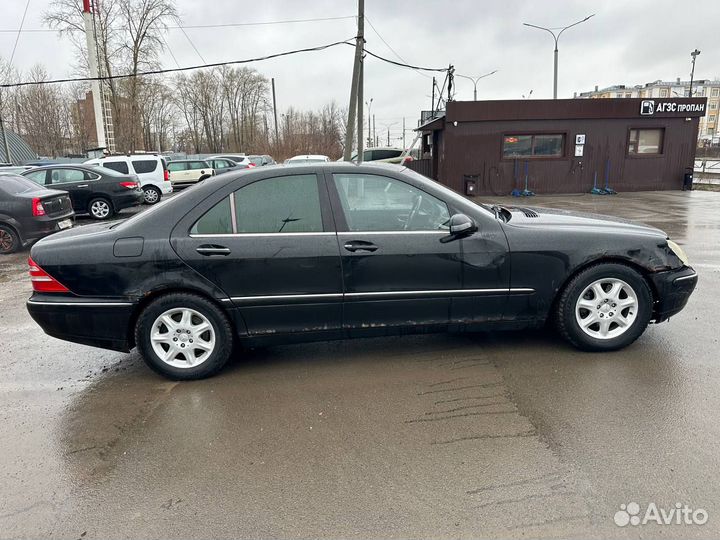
[46,168,92,211]
[326,170,464,332]
[171,171,343,337]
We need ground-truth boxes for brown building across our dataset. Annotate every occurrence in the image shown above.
[413,98,707,195]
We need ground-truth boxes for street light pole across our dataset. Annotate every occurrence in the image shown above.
[365,98,373,148]
[689,49,701,98]
[523,14,595,99]
[455,70,498,101]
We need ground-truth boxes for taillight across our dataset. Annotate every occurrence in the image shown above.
[32,198,46,217]
[402,156,414,164]
[28,257,69,293]
[164,169,170,181]
[248,163,256,168]
[119,181,138,189]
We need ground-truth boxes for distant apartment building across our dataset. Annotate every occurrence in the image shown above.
[577,79,720,142]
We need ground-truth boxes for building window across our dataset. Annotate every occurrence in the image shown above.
[709,115,716,124]
[660,88,668,97]
[712,88,719,97]
[710,101,718,110]
[625,93,632,98]
[502,134,564,158]
[628,128,664,155]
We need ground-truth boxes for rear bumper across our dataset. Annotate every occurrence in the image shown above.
[19,213,75,244]
[26,294,136,352]
[114,190,145,211]
[649,266,698,323]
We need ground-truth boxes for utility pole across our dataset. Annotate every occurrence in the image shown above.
[82,0,107,150]
[0,90,11,163]
[523,14,595,99]
[372,114,376,147]
[689,49,701,97]
[271,78,279,146]
[402,117,406,149]
[357,53,364,163]
[431,77,436,117]
[343,0,364,161]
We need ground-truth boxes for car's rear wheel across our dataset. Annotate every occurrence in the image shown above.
[556,263,652,351]
[0,224,20,255]
[143,186,161,205]
[88,198,113,220]
[135,293,233,380]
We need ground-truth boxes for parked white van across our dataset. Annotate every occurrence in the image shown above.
[84,154,172,204]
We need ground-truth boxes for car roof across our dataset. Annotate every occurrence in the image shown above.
[169,159,208,163]
[288,154,329,160]
[22,163,98,171]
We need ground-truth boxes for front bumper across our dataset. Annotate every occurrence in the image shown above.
[649,266,698,323]
[27,294,136,352]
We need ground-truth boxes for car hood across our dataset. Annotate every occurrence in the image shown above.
[502,205,667,238]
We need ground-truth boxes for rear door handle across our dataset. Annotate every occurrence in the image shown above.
[343,240,378,253]
[77,184,89,188]
[196,245,231,256]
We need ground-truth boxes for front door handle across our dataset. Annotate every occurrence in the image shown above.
[196,245,231,256]
[77,184,89,188]
[343,240,378,253]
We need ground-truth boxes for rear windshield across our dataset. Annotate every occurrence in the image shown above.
[132,159,158,173]
[0,174,43,195]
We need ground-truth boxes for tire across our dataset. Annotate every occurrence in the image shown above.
[555,263,652,351]
[143,186,161,205]
[135,293,233,380]
[0,224,20,255]
[88,198,114,220]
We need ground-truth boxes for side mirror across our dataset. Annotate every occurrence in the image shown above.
[449,213,477,236]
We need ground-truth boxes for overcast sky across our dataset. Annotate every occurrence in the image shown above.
[2,0,718,142]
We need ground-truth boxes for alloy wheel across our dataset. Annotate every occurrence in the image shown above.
[144,188,159,204]
[0,229,14,253]
[150,307,216,368]
[575,278,638,340]
[90,200,111,219]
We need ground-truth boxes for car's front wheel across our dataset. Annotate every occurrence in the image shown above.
[135,293,233,379]
[88,198,114,220]
[556,263,652,351]
[143,186,161,205]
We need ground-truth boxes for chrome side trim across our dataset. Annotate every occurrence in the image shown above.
[27,300,133,307]
[189,232,336,238]
[228,193,238,233]
[337,230,448,235]
[224,288,535,303]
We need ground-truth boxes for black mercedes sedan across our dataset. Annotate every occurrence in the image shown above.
[26,163,697,379]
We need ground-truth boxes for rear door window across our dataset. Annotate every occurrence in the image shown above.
[132,160,158,174]
[188,161,208,170]
[48,168,86,185]
[102,161,129,174]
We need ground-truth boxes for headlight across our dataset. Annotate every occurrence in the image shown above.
[667,239,689,266]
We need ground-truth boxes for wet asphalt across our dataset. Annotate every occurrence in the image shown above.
[0,191,718,539]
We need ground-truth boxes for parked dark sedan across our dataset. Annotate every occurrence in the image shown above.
[0,173,74,254]
[25,163,697,379]
[22,164,144,220]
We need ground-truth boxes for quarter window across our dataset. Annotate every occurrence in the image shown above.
[102,161,129,174]
[333,173,449,232]
[628,128,664,155]
[503,134,564,158]
[24,170,47,185]
[131,160,158,173]
[190,196,232,235]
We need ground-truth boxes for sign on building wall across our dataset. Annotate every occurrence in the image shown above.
[641,100,706,116]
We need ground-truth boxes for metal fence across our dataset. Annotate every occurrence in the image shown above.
[405,158,433,178]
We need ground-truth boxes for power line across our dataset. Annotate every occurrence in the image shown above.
[365,17,431,80]
[8,0,31,66]
[0,15,357,33]
[0,41,448,89]
[178,25,206,64]
[0,39,355,88]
